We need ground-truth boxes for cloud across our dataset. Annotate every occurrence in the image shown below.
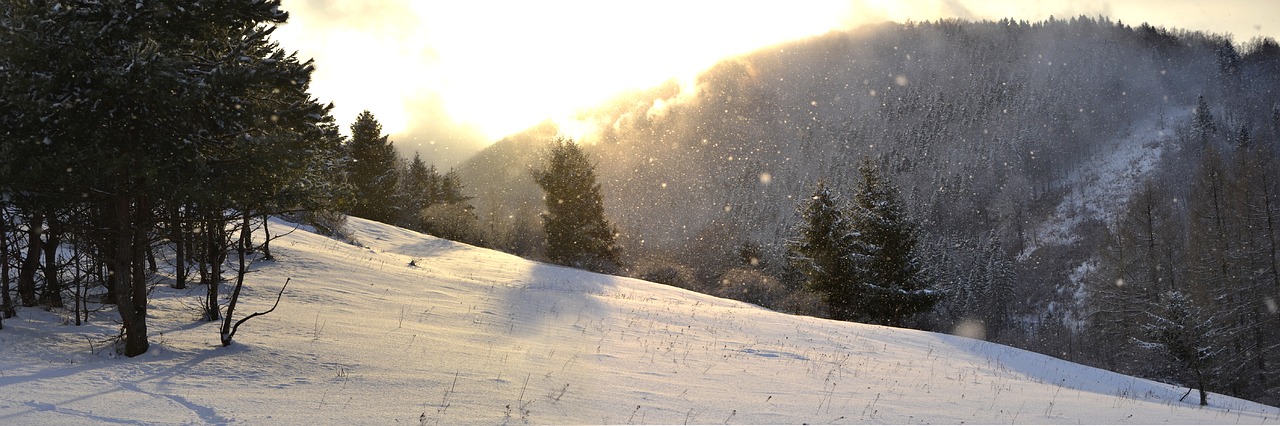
[389,94,489,170]
[281,0,419,36]
[280,0,1279,171]
[939,0,977,21]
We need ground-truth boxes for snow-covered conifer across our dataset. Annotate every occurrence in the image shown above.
[533,138,619,271]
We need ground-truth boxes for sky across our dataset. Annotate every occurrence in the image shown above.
[271,0,1280,167]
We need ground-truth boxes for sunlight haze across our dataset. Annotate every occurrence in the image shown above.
[272,0,1279,166]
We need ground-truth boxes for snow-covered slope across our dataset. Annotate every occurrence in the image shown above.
[1020,109,1186,261]
[1,217,1275,424]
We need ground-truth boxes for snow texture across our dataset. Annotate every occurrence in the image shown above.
[1020,109,1185,261]
[0,216,1275,424]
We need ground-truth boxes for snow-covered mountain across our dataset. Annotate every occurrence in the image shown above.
[0,217,1274,424]
[456,20,1280,394]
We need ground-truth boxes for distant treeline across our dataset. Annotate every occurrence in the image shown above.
[457,16,1280,405]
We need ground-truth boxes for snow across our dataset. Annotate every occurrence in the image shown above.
[1020,109,1186,261]
[1,216,1276,424]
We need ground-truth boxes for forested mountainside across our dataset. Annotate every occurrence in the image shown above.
[460,17,1280,404]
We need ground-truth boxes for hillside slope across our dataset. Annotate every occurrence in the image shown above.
[0,217,1275,424]
[456,21,1280,395]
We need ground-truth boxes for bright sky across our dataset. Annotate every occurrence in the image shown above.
[272,0,1280,163]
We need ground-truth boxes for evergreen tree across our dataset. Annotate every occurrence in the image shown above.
[0,0,334,356]
[399,153,436,228]
[788,166,938,327]
[1192,95,1217,148]
[397,154,476,239]
[440,169,470,205]
[787,182,861,321]
[346,111,400,223]
[976,231,1016,338]
[532,138,618,270]
[847,158,939,327]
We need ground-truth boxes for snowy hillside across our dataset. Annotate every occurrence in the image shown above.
[1020,109,1186,260]
[0,217,1275,424]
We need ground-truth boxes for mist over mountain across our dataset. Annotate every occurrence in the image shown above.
[459,16,1280,404]
[466,16,1276,252]
[13,2,1280,420]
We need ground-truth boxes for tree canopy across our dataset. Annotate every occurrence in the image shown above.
[533,138,619,270]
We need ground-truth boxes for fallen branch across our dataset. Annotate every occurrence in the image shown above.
[221,277,289,346]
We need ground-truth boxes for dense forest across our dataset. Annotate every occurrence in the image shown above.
[458,17,1280,405]
[4,3,1280,408]
[0,1,471,356]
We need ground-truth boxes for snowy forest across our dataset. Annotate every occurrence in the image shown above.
[457,17,1280,406]
[3,0,1280,414]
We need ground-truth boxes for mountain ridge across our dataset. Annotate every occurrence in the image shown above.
[456,17,1280,405]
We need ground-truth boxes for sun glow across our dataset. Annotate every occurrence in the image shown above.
[275,0,859,143]
[275,0,1280,150]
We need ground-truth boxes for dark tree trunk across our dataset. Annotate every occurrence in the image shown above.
[146,238,157,273]
[260,214,273,261]
[197,219,209,286]
[221,212,252,346]
[1,206,15,320]
[128,196,151,355]
[39,215,63,308]
[16,211,44,307]
[103,262,118,304]
[109,193,149,358]
[72,237,83,326]
[204,215,224,322]
[172,203,187,289]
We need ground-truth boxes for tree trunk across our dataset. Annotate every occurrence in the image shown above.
[0,206,15,320]
[220,212,252,346]
[128,196,151,355]
[197,219,209,286]
[39,215,63,308]
[109,193,148,357]
[73,237,83,326]
[260,214,273,261]
[103,262,118,304]
[16,211,44,307]
[172,203,186,289]
[146,237,157,273]
[205,215,224,322]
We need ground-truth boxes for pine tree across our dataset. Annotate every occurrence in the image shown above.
[787,182,861,321]
[847,158,939,327]
[440,169,470,205]
[977,231,1016,338]
[419,167,478,244]
[532,138,618,270]
[0,0,335,356]
[1192,95,1217,148]
[788,165,939,327]
[346,111,400,224]
[399,153,436,228]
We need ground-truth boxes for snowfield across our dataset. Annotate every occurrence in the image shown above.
[1,217,1276,424]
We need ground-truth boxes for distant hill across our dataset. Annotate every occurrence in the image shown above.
[459,17,1280,405]
[465,17,1277,250]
